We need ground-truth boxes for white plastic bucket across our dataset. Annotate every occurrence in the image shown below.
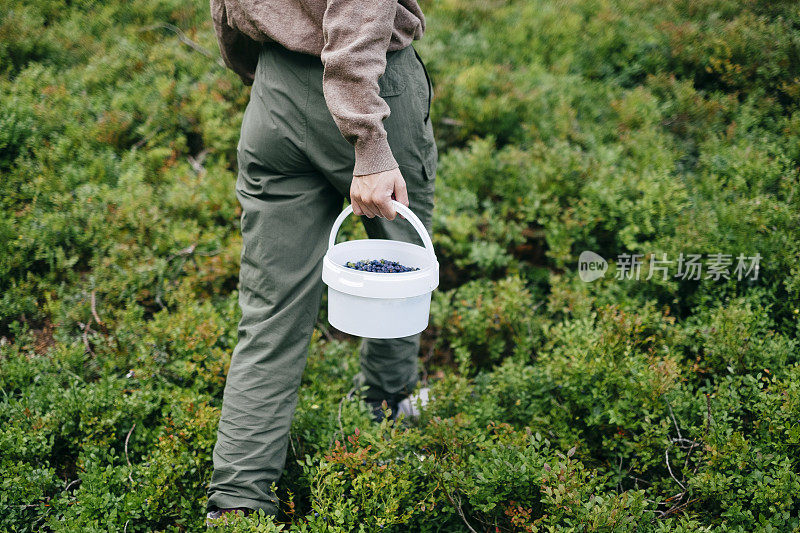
[322,200,439,339]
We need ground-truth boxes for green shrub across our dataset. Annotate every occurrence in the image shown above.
[2,0,800,530]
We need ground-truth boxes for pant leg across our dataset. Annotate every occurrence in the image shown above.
[305,44,438,403]
[208,44,343,514]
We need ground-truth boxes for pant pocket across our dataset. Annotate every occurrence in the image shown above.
[422,138,437,182]
[379,57,407,97]
[411,46,433,123]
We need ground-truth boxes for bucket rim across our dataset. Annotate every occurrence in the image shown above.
[322,254,439,299]
[325,239,437,276]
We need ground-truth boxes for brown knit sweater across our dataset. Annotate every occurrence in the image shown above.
[209,0,425,176]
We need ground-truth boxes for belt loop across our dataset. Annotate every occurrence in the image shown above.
[412,46,432,123]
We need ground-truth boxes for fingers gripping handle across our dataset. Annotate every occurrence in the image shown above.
[328,200,437,263]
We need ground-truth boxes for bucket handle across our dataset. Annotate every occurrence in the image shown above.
[328,200,437,263]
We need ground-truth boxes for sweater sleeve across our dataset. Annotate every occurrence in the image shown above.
[320,0,399,176]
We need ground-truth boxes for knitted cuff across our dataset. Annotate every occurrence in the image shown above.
[353,135,399,176]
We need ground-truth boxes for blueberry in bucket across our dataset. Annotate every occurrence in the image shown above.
[344,259,420,273]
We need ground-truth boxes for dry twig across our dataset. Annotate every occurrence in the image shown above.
[132,125,161,149]
[139,23,225,67]
[333,386,357,448]
[441,482,478,533]
[81,319,95,356]
[316,320,334,342]
[90,290,103,325]
[124,423,136,485]
[64,478,82,492]
[187,149,210,176]
[439,117,465,127]
[665,399,682,440]
[661,497,700,519]
[155,243,219,309]
[664,447,686,492]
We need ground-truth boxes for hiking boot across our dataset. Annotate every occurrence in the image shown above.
[366,397,398,423]
[205,507,254,527]
[396,387,430,422]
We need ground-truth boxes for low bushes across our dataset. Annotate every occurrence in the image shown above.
[2,0,799,530]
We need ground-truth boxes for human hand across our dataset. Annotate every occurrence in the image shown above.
[349,167,409,220]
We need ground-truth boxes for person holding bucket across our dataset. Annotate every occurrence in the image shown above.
[205,0,437,523]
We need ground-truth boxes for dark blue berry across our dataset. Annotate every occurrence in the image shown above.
[344,259,420,273]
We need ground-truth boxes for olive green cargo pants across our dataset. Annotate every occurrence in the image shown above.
[207,42,437,515]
